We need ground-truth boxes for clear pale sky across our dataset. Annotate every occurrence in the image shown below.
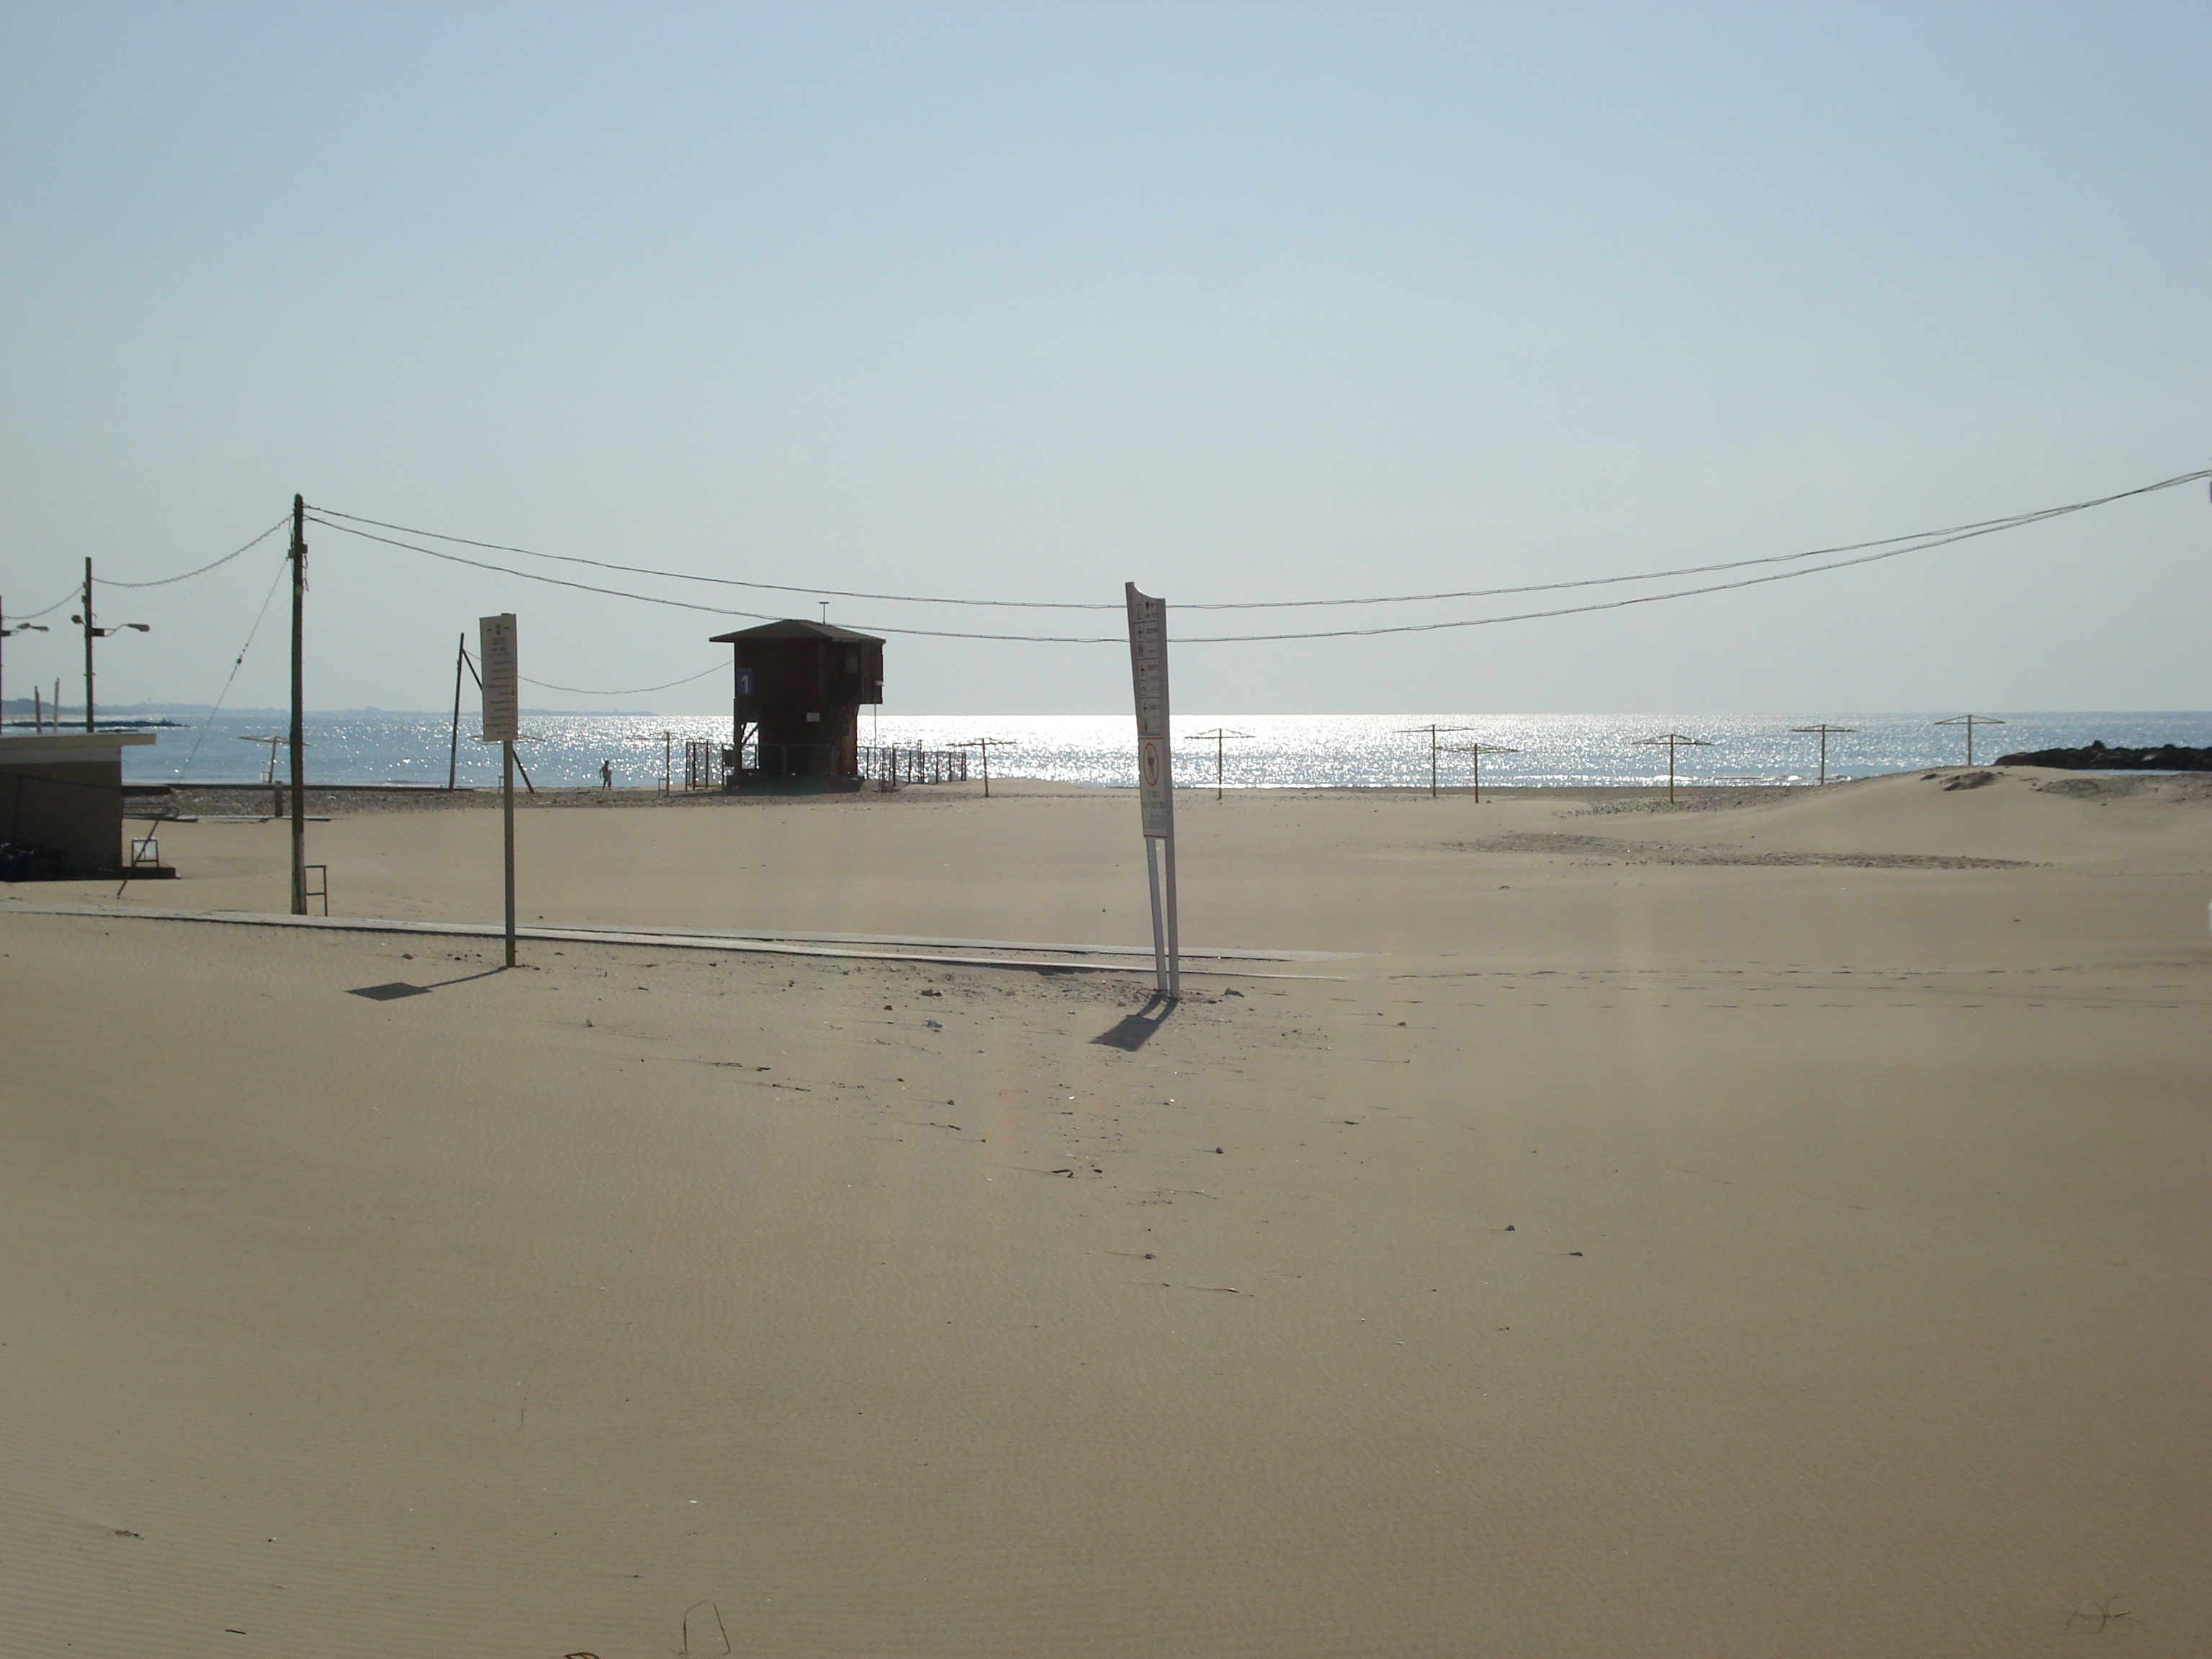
[1,1,2204,716]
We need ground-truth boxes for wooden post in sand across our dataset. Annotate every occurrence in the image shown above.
[1442,741,1519,804]
[1396,723,1475,798]
[480,613,521,968]
[1791,723,1855,786]
[1636,732,1714,804]
[951,737,1013,798]
[1189,728,1252,801]
[1125,584,1179,1000]
[447,632,469,789]
[1933,714,2005,768]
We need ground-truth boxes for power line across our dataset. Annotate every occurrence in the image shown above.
[302,516,1125,642]
[307,489,2158,645]
[308,468,2208,615]
[307,505,1121,609]
[11,585,84,623]
[96,518,290,589]
[172,551,292,778]
[519,663,726,696]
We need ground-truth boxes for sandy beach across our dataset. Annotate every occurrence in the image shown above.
[4,768,2207,1658]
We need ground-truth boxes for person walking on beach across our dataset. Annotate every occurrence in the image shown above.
[599,758,613,793]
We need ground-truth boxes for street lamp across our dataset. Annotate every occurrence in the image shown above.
[1,598,51,723]
[72,557,150,731]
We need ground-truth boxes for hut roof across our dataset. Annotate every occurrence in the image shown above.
[709,619,885,645]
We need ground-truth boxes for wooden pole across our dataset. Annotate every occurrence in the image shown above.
[288,496,307,915]
[1792,724,1856,786]
[447,631,466,789]
[81,559,94,734]
[502,739,517,968]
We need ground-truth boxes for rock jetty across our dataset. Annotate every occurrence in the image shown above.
[1992,739,2212,770]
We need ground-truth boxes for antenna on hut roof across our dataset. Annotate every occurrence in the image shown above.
[819,601,829,624]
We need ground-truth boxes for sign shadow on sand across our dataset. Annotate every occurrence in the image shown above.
[1091,994,1177,1051]
[346,967,508,1000]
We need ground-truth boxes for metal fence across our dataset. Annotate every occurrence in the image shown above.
[859,746,970,789]
[683,739,970,791]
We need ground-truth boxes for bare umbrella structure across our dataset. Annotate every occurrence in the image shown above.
[950,737,1015,798]
[1441,740,1521,804]
[1791,723,1856,786]
[238,734,308,817]
[1187,727,1254,801]
[1396,723,1476,798]
[1637,732,1715,804]
[1933,714,2005,767]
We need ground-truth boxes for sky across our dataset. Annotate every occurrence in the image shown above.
[1,1,2205,716]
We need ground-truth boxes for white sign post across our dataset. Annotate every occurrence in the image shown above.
[1125,583,1179,999]
[479,613,520,968]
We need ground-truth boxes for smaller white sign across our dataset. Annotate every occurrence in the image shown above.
[1138,736,1171,838]
[479,613,518,742]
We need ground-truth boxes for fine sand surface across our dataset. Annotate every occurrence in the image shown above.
[4,768,2208,1656]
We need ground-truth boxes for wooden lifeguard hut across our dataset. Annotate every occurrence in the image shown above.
[709,619,884,788]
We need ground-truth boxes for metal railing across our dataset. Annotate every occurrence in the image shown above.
[858,746,970,789]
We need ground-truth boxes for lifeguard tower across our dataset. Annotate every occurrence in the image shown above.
[709,619,884,788]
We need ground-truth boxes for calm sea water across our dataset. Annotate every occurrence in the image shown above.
[79,709,2212,790]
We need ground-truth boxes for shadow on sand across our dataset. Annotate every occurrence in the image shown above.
[1091,993,1177,1051]
[346,967,508,1000]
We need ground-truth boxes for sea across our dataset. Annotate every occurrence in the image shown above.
[33,709,2212,791]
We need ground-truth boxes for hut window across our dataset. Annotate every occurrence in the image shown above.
[845,649,859,673]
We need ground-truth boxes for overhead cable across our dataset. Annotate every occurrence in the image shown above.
[307,506,1120,609]
[172,552,293,778]
[96,518,290,589]
[308,468,2208,613]
[519,664,726,696]
[302,517,1123,642]
[309,502,2104,645]
[9,585,86,623]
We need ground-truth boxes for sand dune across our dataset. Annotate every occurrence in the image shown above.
[4,773,2207,1656]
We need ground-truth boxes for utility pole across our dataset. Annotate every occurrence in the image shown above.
[289,495,308,914]
[1441,740,1519,804]
[1791,723,1856,786]
[1637,732,1715,804]
[447,632,470,789]
[950,736,1014,797]
[81,559,94,731]
[1,598,51,716]
[1933,714,2004,768]
[1188,728,1253,801]
[1395,723,1475,798]
[70,561,150,734]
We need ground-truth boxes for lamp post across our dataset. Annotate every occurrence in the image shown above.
[70,560,151,731]
[1,598,51,720]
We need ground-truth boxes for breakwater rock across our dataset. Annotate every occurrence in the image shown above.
[1993,740,2212,771]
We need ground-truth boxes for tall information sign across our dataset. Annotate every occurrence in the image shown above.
[479,613,520,966]
[1125,584,1179,997]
